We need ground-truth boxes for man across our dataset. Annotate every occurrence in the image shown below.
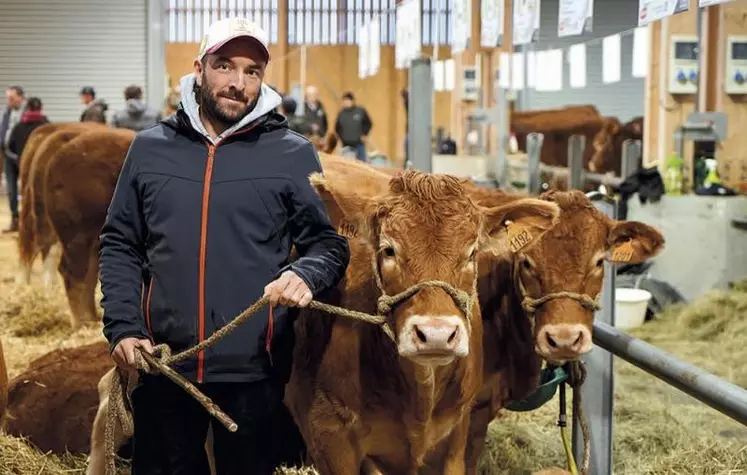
[79,86,108,123]
[334,91,372,162]
[98,17,350,475]
[111,84,162,131]
[0,85,26,233]
[302,85,328,137]
[279,96,312,137]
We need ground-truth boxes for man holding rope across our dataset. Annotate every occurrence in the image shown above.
[98,17,350,475]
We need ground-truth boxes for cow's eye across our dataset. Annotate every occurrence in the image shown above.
[596,257,605,268]
[522,258,532,270]
[382,246,396,258]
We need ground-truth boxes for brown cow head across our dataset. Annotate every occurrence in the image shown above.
[589,117,621,173]
[310,170,561,366]
[514,190,664,364]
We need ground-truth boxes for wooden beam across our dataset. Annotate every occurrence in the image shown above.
[715,1,747,193]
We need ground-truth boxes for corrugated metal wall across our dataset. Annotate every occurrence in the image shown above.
[0,0,148,123]
[522,0,645,122]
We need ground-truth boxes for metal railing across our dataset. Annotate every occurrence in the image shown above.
[569,191,747,474]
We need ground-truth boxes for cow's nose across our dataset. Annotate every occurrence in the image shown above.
[410,319,460,352]
[537,324,592,360]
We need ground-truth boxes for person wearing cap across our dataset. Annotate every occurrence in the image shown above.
[98,16,350,475]
[79,86,108,123]
[334,91,372,162]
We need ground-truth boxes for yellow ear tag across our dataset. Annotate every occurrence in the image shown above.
[337,222,358,238]
[505,219,533,253]
[611,239,634,262]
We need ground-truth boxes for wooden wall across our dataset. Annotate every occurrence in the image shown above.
[644,0,747,192]
[166,43,454,166]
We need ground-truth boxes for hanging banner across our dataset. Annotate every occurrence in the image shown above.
[452,0,471,54]
[558,0,594,37]
[395,0,421,69]
[358,23,369,79]
[638,0,689,27]
[513,0,541,46]
[481,0,505,47]
[368,17,381,77]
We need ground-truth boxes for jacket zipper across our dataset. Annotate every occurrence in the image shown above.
[145,279,154,335]
[196,124,261,383]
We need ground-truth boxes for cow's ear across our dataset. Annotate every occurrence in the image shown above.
[480,199,561,255]
[607,220,664,264]
[309,172,375,242]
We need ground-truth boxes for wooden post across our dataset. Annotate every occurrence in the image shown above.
[715,1,747,193]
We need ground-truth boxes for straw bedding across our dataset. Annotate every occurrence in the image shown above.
[0,200,744,474]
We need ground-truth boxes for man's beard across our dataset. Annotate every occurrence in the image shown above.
[193,76,257,129]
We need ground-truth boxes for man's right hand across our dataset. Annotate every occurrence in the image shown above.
[111,337,154,371]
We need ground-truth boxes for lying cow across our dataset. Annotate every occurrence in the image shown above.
[283,169,561,473]
[0,337,7,423]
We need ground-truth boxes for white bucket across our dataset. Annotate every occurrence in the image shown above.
[614,288,652,330]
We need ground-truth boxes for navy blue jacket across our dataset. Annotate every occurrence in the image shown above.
[98,107,350,384]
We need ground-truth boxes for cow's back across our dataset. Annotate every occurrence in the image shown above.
[4,341,113,453]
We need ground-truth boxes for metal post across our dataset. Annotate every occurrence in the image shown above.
[568,135,586,190]
[299,45,307,116]
[572,191,615,475]
[407,57,433,172]
[621,139,642,179]
[593,321,747,426]
[146,0,167,110]
[495,84,510,188]
[526,132,543,195]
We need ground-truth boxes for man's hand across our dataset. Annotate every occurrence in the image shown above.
[111,337,154,372]
[264,270,313,308]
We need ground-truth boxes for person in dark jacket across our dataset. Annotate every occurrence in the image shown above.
[98,17,350,475]
[0,85,25,233]
[79,86,108,123]
[334,91,372,162]
[7,97,49,162]
[111,84,162,131]
[302,85,328,136]
[279,95,313,137]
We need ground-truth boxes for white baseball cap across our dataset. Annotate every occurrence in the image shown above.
[197,17,270,62]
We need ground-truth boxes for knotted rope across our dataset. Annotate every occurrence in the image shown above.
[522,291,601,315]
[103,279,474,475]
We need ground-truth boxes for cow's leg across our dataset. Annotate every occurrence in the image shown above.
[463,402,496,475]
[40,243,61,288]
[440,413,471,475]
[59,237,99,329]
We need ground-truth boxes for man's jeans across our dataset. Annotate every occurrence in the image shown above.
[4,155,19,219]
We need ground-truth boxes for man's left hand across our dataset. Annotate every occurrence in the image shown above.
[263,270,313,308]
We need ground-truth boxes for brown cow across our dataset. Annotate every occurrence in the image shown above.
[283,170,561,474]
[2,341,115,454]
[17,122,103,287]
[450,189,664,473]
[0,337,7,424]
[511,105,644,185]
[43,128,136,328]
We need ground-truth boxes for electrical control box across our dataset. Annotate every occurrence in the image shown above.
[669,35,699,95]
[725,35,747,95]
[462,66,479,101]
